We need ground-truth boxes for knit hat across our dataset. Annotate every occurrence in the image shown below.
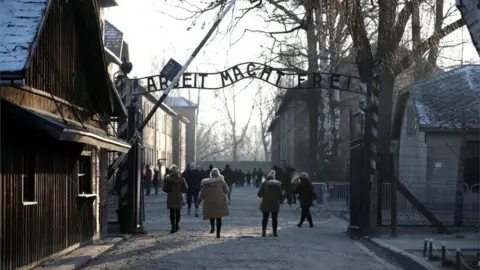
[299,172,309,179]
[266,170,276,179]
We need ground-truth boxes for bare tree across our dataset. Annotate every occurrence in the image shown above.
[216,86,255,161]
[254,86,278,161]
[196,121,232,161]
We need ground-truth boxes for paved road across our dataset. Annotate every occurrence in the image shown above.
[83,186,402,270]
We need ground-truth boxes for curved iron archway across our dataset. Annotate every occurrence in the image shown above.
[136,61,363,94]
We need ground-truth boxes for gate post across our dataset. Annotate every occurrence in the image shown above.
[361,79,380,236]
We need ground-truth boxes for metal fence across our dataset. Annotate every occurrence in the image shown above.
[311,182,350,217]
[381,182,480,227]
[310,182,480,227]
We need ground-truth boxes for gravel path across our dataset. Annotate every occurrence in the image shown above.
[83,186,403,270]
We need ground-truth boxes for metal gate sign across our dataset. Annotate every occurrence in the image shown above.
[160,58,183,82]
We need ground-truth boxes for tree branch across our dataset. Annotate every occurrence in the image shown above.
[392,18,465,76]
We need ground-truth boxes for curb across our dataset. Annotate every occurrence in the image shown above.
[367,237,440,270]
[36,236,129,270]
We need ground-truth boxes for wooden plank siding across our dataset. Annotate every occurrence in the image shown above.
[24,0,95,124]
[1,121,98,270]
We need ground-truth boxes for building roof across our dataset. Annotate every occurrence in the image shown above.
[104,20,123,58]
[410,65,480,131]
[165,96,198,108]
[0,0,48,73]
[136,84,177,115]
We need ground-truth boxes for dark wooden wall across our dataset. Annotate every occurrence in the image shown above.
[26,0,90,110]
[1,118,97,270]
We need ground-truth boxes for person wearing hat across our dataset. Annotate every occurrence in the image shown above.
[257,170,282,237]
[295,172,315,228]
[163,164,188,233]
[196,168,230,238]
[185,162,203,217]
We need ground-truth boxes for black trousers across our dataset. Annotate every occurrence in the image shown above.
[186,189,199,209]
[282,188,293,205]
[209,217,222,228]
[169,208,181,227]
[299,206,313,225]
[262,212,278,231]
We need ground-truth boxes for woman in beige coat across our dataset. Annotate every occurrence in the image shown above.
[196,168,230,238]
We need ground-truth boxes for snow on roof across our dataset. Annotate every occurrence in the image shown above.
[165,96,198,108]
[0,0,48,72]
[410,65,480,131]
[104,20,123,58]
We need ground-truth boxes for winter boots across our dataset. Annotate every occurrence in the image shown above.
[210,218,222,238]
[195,208,199,217]
[216,225,221,238]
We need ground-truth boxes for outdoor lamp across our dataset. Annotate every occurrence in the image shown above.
[120,57,133,75]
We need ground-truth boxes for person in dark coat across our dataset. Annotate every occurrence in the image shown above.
[163,165,188,233]
[239,169,245,186]
[185,162,203,217]
[222,165,235,203]
[143,165,153,196]
[206,164,214,178]
[295,172,314,228]
[246,170,252,187]
[255,168,263,187]
[199,167,206,179]
[257,170,282,237]
[281,166,295,206]
[153,168,160,195]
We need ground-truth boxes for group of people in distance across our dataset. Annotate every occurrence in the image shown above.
[158,162,316,238]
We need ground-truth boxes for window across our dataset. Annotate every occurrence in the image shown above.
[78,155,92,195]
[22,151,37,204]
[406,106,417,135]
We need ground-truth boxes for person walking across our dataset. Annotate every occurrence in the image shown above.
[206,164,213,178]
[197,168,230,238]
[185,162,203,217]
[143,165,153,196]
[291,171,300,204]
[255,168,263,188]
[222,164,235,203]
[281,166,295,206]
[163,165,188,233]
[246,170,252,187]
[257,170,282,237]
[295,172,314,228]
[153,168,160,195]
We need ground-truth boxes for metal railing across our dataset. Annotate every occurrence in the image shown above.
[310,182,350,216]
[381,182,480,226]
[309,181,480,227]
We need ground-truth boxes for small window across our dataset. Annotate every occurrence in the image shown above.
[78,155,92,194]
[23,151,37,203]
[406,106,417,135]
